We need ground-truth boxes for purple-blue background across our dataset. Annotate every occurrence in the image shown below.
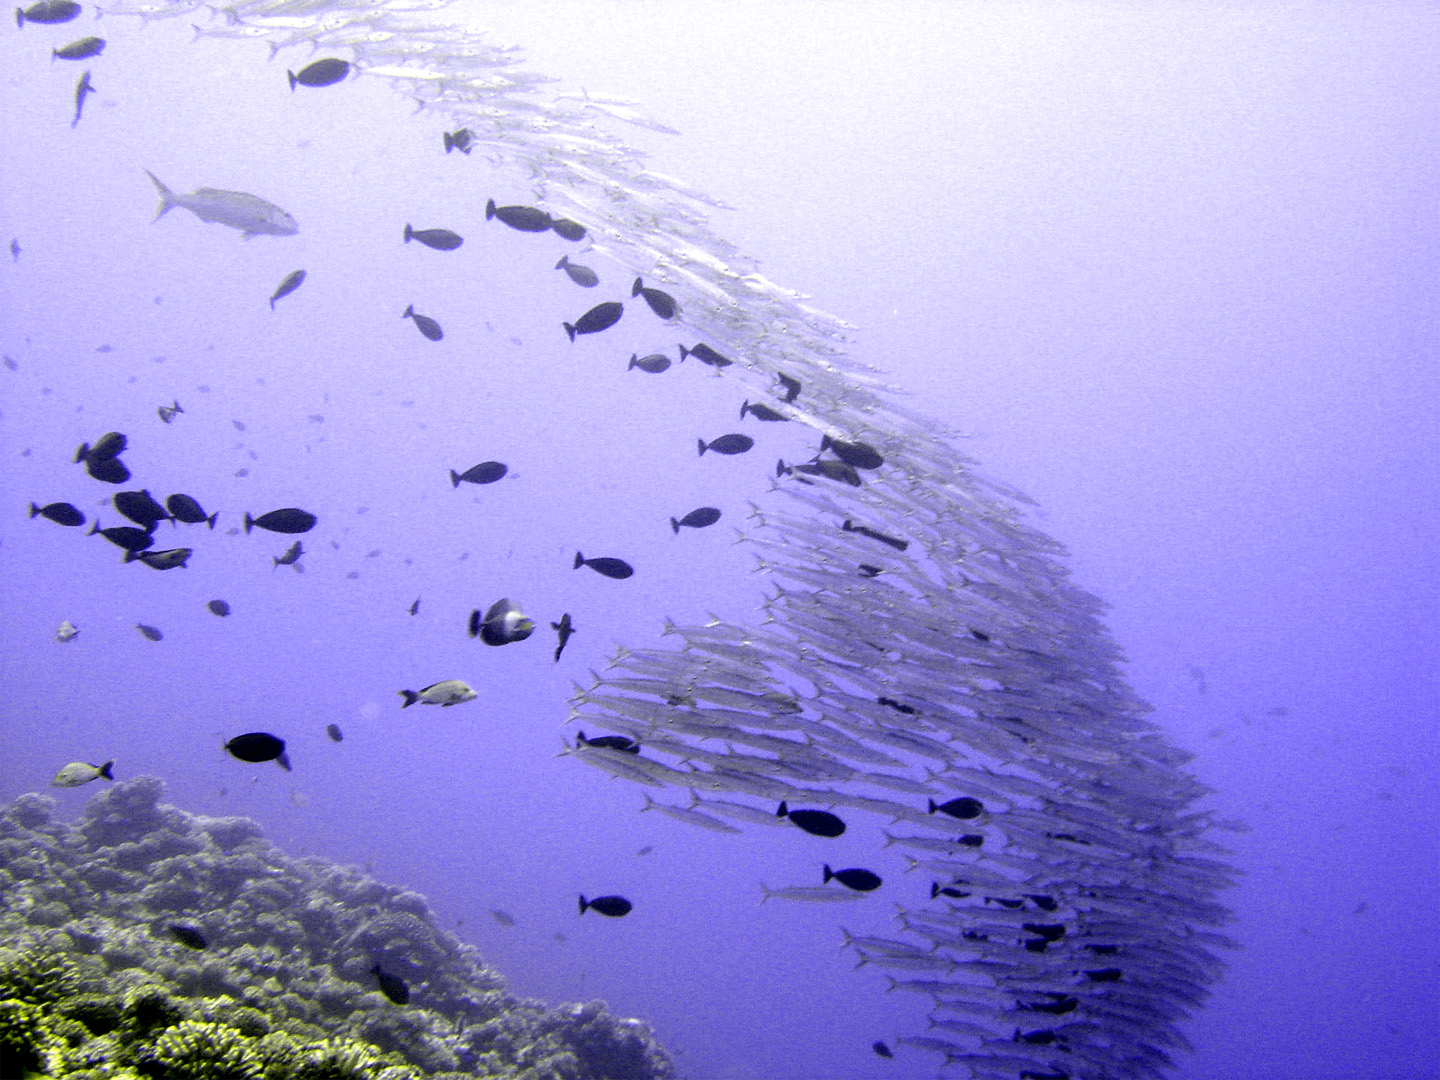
[2,3,1436,1078]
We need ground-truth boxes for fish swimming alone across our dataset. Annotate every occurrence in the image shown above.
[29,501,85,527]
[272,540,303,567]
[555,254,598,287]
[573,551,633,579]
[55,620,79,643]
[224,732,290,770]
[578,894,632,918]
[145,170,299,239]
[485,197,551,232]
[678,343,732,368]
[671,507,721,533]
[552,613,575,661]
[398,680,477,708]
[402,303,443,341]
[325,723,343,743]
[628,353,671,374]
[776,801,846,838]
[632,277,678,320]
[51,760,113,787]
[52,35,104,60]
[70,70,94,129]
[929,796,985,820]
[563,300,623,342]
[269,269,306,309]
[245,508,316,534]
[450,461,506,487]
[135,624,163,642]
[404,224,463,250]
[16,0,79,25]
[697,434,753,457]
[207,599,231,617]
[823,864,882,892]
[443,128,474,154]
[156,399,184,423]
[287,57,350,90]
[469,598,534,646]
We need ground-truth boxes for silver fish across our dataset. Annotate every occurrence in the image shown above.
[145,170,298,239]
[398,679,476,708]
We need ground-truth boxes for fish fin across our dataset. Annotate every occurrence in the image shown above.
[144,170,176,221]
[398,690,418,708]
[98,760,114,780]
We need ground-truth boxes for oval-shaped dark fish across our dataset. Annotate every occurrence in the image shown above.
[269,269,306,309]
[129,547,192,570]
[776,801,845,838]
[135,623,163,642]
[823,864,882,892]
[578,894,632,918]
[576,730,639,754]
[166,493,217,528]
[224,731,286,764]
[631,277,677,320]
[679,343,732,368]
[562,301,623,342]
[288,57,350,90]
[403,224,463,251]
[929,796,984,820]
[550,217,586,241]
[272,540,304,567]
[371,963,409,1004]
[16,0,79,25]
[402,304,443,341]
[207,599,231,617]
[53,35,104,60]
[671,507,721,534]
[114,489,169,528]
[168,924,207,950]
[244,508,316,534]
[76,431,126,463]
[872,1041,894,1059]
[86,455,130,485]
[697,434,753,457]
[485,198,551,232]
[90,522,154,552]
[555,255,598,287]
[325,722,343,743]
[573,551,633,580]
[30,501,85,527]
[740,400,789,422]
[443,128,474,154]
[449,461,507,487]
[627,353,671,374]
[821,435,885,471]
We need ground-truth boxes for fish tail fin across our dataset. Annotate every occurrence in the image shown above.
[639,793,656,812]
[449,470,460,487]
[697,438,707,456]
[28,502,41,518]
[123,549,138,563]
[74,442,89,463]
[555,255,568,269]
[823,864,834,883]
[402,304,414,319]
[145,170,176,222]
[287,69,298,91]
[669,517,679,534]
[205,512,217,529]
[573,551,584,569]
[776,801,788,818]
[758,882,772,903]
[678,344,690,362]
[485,198,497,220]
[398,690,418,708]
[927,799,938,814]
[631,277,643,296]
[740,400,749,419]
[577,894,588,915]
[403,223,413,242]
[16,8,24,28]
[243,513,254,534]
[443,131,455,152]
[563,322,576,342]
[98,760,114,780]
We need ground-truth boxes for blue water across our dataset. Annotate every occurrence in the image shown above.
[2,4,1436,1079]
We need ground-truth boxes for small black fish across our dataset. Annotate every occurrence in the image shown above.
[631,277,677,320]
[168,924,207,950]
[224,731,289,770]
[8,240,17,263]
[325,723,343,743]
[404,224,463,251]
[288,58,349,90]
[85,455,130,484]
[776,373,801,402]
[52,35,104,60]
[739,400,789,422]
[156,399,183,424]
[165,494,216,528]
[776,801,845,838]
[127,547,191,570]
[555,255,598,287]
[16,0,80,26]
[670,507,720,533]
[578,894,632,918]
[821,435,884,471]
[931,882,971,900]
[402,304,443,341]
[876,697,916,715]
[970,628,990,642]
[408,597,420,616]
[71,70,94,129]
[135,623,163,641]
[573,551,633,579]
[957,834,984,848]
[563,301,623,342]
[841,519,908,551]
[90,522,154,552]
[929,796,984,820]
[449,461,506,487]
[269,269,306,309]
[857,564,884,578]
[822,864,882,892]
[75,431,126,464]
[777,458,860,487]
[485,198,551,233]
[549,218,586,241]
[1083,968,1123,983]
[576,730,638,754]
[371,963,409,1004]
[443,128,474,154]
[273,540,303,567]
[552,613,575,662]
[628,353,671,374]
[29,501,85,527]
[245,508,316,534]
[872,1041,894,1059]
[697,434,753,457]
[114,489,169,528]
[678,342,732,368]
[207,599,231,617]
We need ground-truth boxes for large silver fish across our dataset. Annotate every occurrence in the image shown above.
[144,170,298,239]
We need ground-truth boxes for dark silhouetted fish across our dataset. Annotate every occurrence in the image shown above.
[578,894,632,917]
[841,519,908,551]
[877,697,916,715]
[698,434,752,457]
[127,547,191,570]
[224,731,289,770]
[679,342,731,368]
[931,883,971,900]
[470,598,535,646]
[555,254,598,287]
[325,723,343,743]
[872,1041,893,1059]
[823,864,882,892]
[443,128,474,154]
[552,613,575,661]
[156,399,183,423]
[404,224,463,250]
[166,494,217,528]
[371,963,409,1004]
[776,372,801,402]
[671,507,720,533]
[76,431,126,464]
[168,925,207,950]
[85,454,129,484]
[135,624,163,641]
[740,400,788,422]
[245,508,316,534]
[8,240,17,263]
[776,801,845,838]
[573,551,633,579]
[550,217,586,241]
[632,277,677,319]
[288,58,350,89]
[777,458,860,487]
[52,35,103,60]
[490,909,516,926]
[929,796,984,820]
[563,300,623,342]
[450,461,506,487]
[402,304,443,341]
[30,501,85,527]
[408,597,420,616]
[628,353,671,374]
[114,489,169,529]
[207,599,231,617]
[273,540,303,567]
[17,0,79,26]
[822,435,884,471]
[90,522,154,552]
[269,269,306,309]
[485,198,550,232]
[858,564,884,578]
[576,730,638,754]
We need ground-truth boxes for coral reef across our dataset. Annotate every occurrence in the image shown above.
[0,778,677,1080]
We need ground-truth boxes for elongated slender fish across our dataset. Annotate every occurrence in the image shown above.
[71,70,94,129]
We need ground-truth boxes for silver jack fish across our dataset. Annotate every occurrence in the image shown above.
[144,170,298,239]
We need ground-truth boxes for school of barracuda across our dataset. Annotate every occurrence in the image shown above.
[40,0,1237,1075]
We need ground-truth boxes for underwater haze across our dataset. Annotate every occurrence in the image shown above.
[3,2,1437,1079]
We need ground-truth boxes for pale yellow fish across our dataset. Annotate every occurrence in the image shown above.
[55,620,79,642]
[52,760,113,787]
